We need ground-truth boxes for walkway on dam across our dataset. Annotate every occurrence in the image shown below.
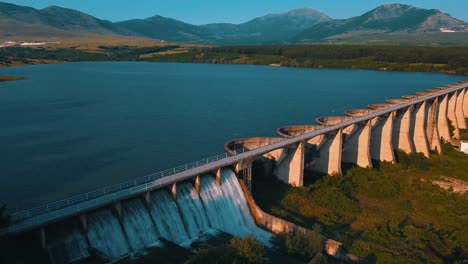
[2,82,467,235]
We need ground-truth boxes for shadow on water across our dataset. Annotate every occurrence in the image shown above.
[1,143,134,210]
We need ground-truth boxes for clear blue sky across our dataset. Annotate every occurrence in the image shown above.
[3,0,467,24]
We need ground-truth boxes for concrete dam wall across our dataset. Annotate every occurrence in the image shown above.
[2,81,468,263]
[225,81,468,186]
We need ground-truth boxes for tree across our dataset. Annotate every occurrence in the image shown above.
[278,231,324,260]
[190,234,266,264]
[229,235,267,264]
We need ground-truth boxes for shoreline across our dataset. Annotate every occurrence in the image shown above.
[1,59,467,77]
[2,44,467,76]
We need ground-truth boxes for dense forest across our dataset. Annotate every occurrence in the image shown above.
[1,44,467,75]
[146,45,468,75]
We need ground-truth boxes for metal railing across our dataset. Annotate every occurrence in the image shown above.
[10,147,247,223]
[2,82,466,235]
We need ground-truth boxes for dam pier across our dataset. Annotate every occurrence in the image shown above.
[1,81,467,263]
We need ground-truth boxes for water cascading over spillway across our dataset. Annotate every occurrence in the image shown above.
[199,169,272,244]
[47,221,89,264]
[121,199,161,252]
[149,189,192,245]
[86,209,130,259]
[176,182,211,238]
[50,169,271,263]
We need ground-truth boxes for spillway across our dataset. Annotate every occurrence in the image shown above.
[86,209,130,259]
[47,169,271,263]
[47,221,89,264]
[121,199,160,252]
[199,170,272,244]
[149,189,191,245]
[176,182,211,238]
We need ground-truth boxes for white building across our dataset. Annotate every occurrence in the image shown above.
[20,42,46,46]
[0,41,17,47]
[461,141,468,154]
[440,28,456,33]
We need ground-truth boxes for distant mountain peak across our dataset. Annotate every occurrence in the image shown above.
[375,3,415,10]
[39,5,96,19]
[292,3,468,43]
[144,15,193,26]
[365,3,420,20]
[41,5,63,10]
[0,1,38,14]
[259,7,330,20]
[380,3,411,8]
[40,5,87,14]
[1,1,467,45]
[146,15,165,21]
[282,7,327,16]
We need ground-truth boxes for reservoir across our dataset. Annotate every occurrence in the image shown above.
[0,62,465,210]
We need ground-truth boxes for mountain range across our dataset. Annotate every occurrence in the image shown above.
[1,2,467,44]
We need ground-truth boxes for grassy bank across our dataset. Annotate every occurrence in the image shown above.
[461,119,468,140]
[252,143,468,263]
[0,45,183,67]
[0,76,25,82]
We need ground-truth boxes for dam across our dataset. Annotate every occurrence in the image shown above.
[1,81,467,263]
[45,169,270,263]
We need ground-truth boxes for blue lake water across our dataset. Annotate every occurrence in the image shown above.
[0,62,465,210]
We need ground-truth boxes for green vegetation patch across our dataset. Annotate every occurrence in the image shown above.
[189,234,267,264]
[460,119,468,140]
[275,231,324,261]
[252,144,468,263]
[0,45,181,66]
[0,76,25,82]
[3,44,468,75]
[145,45,468,75]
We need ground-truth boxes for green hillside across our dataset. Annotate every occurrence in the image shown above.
[252,142,468,263]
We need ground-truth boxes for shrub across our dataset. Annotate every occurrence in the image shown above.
[253,140,468,262]
[189,235,266,264]
[460,119,468,140]
[396,151,429,170]
[189,247,238,264]
[229,235,267,264]
[278,231,323,260]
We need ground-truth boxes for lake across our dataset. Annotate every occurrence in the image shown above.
[0,62,465,210]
